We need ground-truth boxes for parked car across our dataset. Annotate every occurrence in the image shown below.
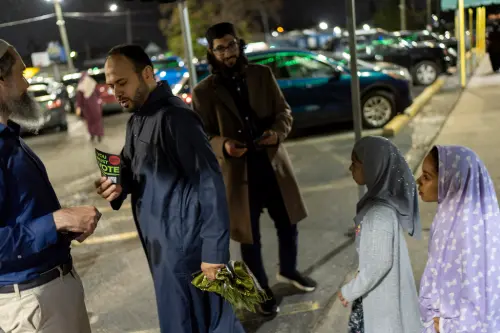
[324,52,413,84]
[325,29,452,85]
[87,69,122,113]
[358,41,450,85]
[176,49,412,129]
[247,49,412,129]
[393,30,458,65]
[24,79,69,134]
[394,30,462,51]
[62,69,122,114]
[170,65,211,105]
[153,56,188,86]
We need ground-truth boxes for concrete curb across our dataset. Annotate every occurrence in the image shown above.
[382,77,446,137]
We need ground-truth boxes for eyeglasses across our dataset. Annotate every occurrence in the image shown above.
[212,40,238,55]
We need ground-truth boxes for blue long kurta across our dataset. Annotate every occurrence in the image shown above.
[111,83,245,333]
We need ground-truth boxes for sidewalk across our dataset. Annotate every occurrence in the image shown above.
[314,56,499,332]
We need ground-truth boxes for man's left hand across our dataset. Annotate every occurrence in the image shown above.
[201,262,225,281]
[257,130,279,146]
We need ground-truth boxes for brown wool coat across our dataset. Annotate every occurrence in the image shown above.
[191,64,308,244]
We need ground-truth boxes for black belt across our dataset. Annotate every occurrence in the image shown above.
[0,260,73,294]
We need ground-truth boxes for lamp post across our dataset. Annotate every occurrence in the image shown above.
[346,0,364,199]
[45,0,74,72]
[109,3,133,44]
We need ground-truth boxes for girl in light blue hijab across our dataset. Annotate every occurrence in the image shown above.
[338,136,423,333]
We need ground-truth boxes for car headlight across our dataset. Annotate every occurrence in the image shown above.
[382,69,412,82]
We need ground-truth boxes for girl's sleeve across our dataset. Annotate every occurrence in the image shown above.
[341,206,395,302]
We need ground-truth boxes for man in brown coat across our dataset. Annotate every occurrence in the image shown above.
[192,22,317,316]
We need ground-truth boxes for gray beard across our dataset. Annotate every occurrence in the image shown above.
[1,92,43,133]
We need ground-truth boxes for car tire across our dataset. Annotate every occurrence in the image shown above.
[412,61,439,86]
[361,90,396,129]
[59,123,68,132]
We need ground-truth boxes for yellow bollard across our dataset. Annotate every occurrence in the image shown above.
[476,7,481,61]
[458,0,467,88]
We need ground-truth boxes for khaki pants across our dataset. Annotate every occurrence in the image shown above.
[0,269,91,333]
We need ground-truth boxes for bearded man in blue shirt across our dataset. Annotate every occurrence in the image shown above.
[0,40,102,333]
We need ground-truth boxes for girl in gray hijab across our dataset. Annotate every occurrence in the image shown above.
[338,136,422,333]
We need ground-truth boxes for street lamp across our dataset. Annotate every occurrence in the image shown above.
[334,26,342,34]
[107,3,132,43]
[45,0,75,72]
[363,24,370,31]
[319,22,329,30]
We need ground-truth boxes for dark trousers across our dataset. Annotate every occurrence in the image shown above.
[490,52,500,71]
[240,152,298,288]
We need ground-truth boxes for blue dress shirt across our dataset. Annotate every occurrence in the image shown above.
[0,121,71,286]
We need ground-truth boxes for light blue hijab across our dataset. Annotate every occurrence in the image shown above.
[352,136,421,239]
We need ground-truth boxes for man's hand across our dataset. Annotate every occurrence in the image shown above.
[224,140,247,158]
[337,290,349,307]
[201,262,225,281]
[256,130,278,146]
[95,177,123,202]
[433,317,440,332]
[53,206,102,243]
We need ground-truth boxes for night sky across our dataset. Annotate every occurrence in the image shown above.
[0,0,372,58]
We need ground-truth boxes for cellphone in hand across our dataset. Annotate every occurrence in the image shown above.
[234,142,247,149]
[254,132,272,144]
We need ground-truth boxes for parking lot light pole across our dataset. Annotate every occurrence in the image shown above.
[400,0,407,30]
[346,0,365,199]
[177,0,198,86]
[47,0,75,72]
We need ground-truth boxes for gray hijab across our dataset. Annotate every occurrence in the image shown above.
[353,136,421,239]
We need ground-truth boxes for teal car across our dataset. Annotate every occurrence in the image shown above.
[175,49,413,129]
[246,49,412,129]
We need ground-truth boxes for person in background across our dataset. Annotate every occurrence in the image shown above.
[95,44,244,333]
[338,136,422,333]
[417,146,500,333]
[487,23,500,72]
[0,39,101,333]
[192,22,316,316]
[76,71,104,142]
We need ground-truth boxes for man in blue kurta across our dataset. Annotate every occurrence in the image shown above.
[95,45,245,333]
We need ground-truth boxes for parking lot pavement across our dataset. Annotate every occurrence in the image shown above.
[21,78,459,332]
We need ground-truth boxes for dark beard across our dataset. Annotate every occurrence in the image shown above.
[209,54,248,78]
[0,92,42,132]
[129,78,150,113]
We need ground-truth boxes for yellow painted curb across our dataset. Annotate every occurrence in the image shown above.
[382,114,410,137]
[382,77,446,137]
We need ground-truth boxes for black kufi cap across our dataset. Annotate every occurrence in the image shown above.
[206,22,237,47]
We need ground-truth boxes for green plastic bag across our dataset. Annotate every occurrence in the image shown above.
[191,260,269,313]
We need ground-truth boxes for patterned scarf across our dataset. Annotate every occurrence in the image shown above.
[419,146,500,332]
